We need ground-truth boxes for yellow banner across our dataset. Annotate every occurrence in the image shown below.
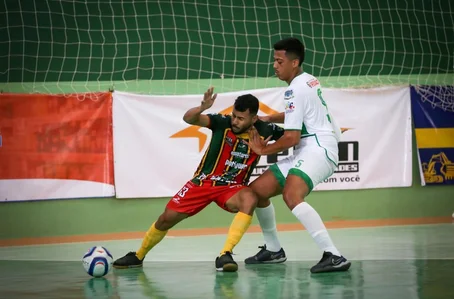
[415,128,454,149]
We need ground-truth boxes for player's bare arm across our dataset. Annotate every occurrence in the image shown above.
[247,127,299,155]
[183,87,218,127]
[259,112,285,123]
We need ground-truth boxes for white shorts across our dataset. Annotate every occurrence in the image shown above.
[269,135,338,193]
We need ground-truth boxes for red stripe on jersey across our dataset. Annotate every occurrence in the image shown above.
[235,154,259,184]
[210,130,236,182]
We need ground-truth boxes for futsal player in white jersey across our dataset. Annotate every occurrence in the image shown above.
[245,37,351,273]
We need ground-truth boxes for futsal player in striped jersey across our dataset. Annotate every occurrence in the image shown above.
[113,87,285,272]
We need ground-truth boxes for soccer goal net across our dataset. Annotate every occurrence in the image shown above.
[0,0,452,94]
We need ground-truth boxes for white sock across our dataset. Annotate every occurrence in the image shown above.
[291,202,341,256]
[255,203,282,252]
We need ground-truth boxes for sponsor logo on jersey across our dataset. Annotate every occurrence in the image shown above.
[285,101,295,113]
[196,173,207,180]
[225,136,233,146]
[225,160,248,170]
[306,78,320,88]
[210,175,238,184]
[284,89,294,100]
[231,151,249,159]
[238,140,248,149]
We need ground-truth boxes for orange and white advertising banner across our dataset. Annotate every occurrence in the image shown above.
[0,93,115,201]
[112,86,412,198]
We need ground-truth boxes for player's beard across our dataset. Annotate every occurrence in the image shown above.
[232,124,252,135]
[232,126,242,134]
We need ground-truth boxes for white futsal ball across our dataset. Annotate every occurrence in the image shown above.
[82,246,114,277]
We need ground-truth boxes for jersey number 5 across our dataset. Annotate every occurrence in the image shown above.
[317,89,332,123]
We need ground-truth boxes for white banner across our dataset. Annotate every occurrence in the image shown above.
[313,86,413,191]
[0,180,114,202]
[112,86,412,198]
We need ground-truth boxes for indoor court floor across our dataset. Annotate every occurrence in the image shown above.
[0,223,453,299]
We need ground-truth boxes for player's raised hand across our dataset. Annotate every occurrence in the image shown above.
[201,87,217,111]
[246,127,271,155]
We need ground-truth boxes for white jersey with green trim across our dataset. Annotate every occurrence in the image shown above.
[283,72,341,153]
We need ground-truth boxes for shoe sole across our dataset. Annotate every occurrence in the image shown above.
[216,263,238,272]
[113,264,143,269]
[244,257,287,265]
[310,261,351,274]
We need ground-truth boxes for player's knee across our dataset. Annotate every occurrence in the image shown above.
[282,187,305,210]
[238,189,258,215]
[225,188,258,215]
[155,214,174,230]
[156,209,187,230]
[226,205,239,213]
[257,197,270,208]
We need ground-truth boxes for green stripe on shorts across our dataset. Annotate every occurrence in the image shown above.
[314,135,338,167]
[269,164,286,188]
[288,168,314,194]
[301,134,338,167]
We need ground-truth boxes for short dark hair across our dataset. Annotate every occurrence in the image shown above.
[234,94,259,115]
[273,37,305,66]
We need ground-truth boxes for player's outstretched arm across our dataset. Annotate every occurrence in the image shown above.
[247,128,299,156]
[259,112,285,123]
[183,87,217,127]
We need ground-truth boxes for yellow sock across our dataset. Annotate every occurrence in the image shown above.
[221,212,252,255]
[136,222,168,260]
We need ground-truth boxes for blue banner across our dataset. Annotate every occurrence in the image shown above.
[411,85,454,186]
